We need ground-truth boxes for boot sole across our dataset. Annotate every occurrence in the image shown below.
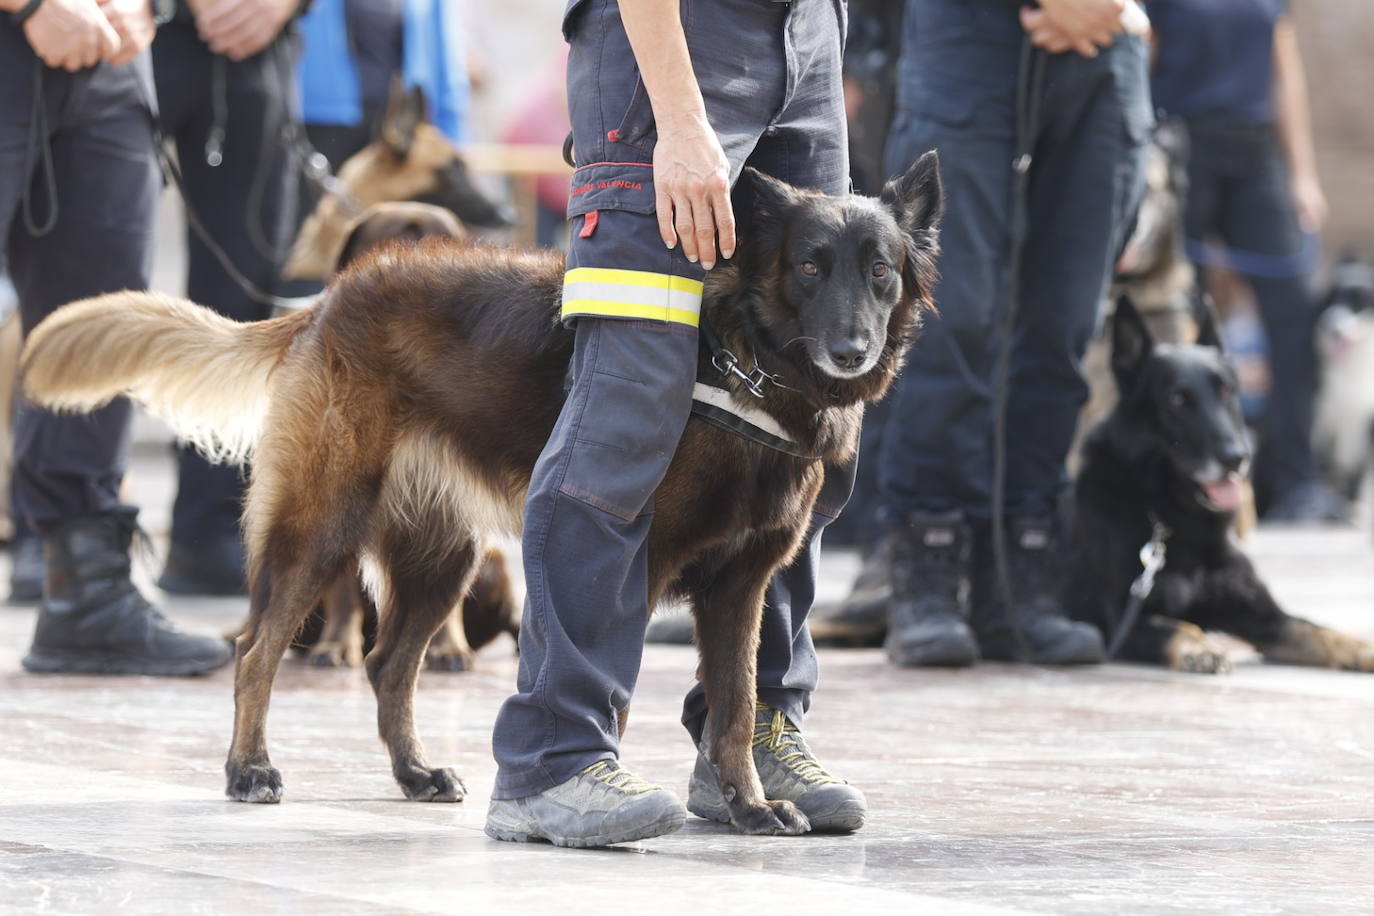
[484,809,686,848]
[885,632,979,667]
[22,648,232,677]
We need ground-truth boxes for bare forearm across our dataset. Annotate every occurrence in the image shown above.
[618,0,708,131]
[1273,18,1317,182]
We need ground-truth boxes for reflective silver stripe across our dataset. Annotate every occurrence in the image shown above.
[561,280,704,319]
[691,382,796,445]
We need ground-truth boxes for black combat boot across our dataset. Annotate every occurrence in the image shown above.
[885,510,979,667]
[973,516,1104,665]
[23,508,234,676]
[8,528,43,603]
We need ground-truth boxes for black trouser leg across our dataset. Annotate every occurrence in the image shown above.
[152,24,300,546]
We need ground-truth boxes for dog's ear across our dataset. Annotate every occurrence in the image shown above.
[335,218,375,273]
[1192,292,1225,352]
[1111,294,1155,389]
[732,167,801,224]
[380,76,426,160]
[881,150,943,242]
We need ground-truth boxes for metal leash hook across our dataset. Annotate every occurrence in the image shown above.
[1130,522,1169,601]
[712,348,767,398]
[1107,519,1171,659]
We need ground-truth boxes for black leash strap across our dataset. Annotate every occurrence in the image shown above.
[989,38,1047,662]
[1105,520,1170,659]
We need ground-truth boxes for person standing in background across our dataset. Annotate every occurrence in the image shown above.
[3,0,232,675]
[857,0,1150,668]
[150,0,307,596]
[1149,1,1342,522]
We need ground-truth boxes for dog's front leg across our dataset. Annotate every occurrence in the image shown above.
[691,544,810,836]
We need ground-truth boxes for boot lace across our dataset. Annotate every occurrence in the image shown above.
[582,760,662,795]
[753,703,844,786]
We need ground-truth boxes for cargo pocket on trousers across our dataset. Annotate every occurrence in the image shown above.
[557,322,696,521]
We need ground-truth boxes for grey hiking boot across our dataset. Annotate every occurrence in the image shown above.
[484,759,687,848]
[687,703,867,833]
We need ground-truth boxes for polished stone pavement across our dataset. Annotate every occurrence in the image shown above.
[2,448,1373,914]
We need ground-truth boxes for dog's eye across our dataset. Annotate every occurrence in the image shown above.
[1169,390,1192,409]
[872,262,889,278]
[800,261,818,277]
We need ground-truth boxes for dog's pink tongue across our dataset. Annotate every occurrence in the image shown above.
[1202,474,1243,511]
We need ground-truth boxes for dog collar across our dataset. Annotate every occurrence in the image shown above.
[690,377,816,459]
[699,315,794,398]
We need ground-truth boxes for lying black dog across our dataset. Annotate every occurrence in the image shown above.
[1068,296,1374,673]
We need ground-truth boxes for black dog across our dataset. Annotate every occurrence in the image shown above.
[1068,296,1374,673]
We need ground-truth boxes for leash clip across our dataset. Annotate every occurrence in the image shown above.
[712,348,767,398]
[1129,522,1170,601]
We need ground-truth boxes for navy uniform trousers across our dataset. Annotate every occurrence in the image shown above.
[492,0,850,799]
[878,0,1150,520]
[1,24,159,531]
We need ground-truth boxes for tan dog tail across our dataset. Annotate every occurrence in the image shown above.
[20,290,313,464]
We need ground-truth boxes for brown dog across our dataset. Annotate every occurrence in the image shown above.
[297,202,519,671]
[285,79,510,281]
[20,155,942,832]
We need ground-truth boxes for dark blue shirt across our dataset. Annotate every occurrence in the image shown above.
[1149,0,1286,124]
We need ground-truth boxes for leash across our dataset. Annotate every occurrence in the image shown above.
[128,43,358,311]
[988,37,1047,662]
[1105,517,1170,659]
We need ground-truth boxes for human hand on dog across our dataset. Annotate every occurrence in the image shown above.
[654,114,735,271]
[189,0,295,60]
[1021,0,1125,58]
[19,0,120,72]
[96,0,155,66]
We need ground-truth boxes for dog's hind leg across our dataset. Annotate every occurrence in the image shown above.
[307,571,367,668]
[690,536,810,836]
[226,537,360,802]
[226,419,384,803]
[364,523,479,802]
[424,609,475,672]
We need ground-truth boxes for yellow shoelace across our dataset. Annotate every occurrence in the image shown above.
[583,760,662,795]
[752,703,845,786]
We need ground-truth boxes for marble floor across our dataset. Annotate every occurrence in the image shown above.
[2,448,1373,914]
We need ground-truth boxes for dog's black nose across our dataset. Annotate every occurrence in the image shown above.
[828,337,869,370]
[1219,447,1248,472]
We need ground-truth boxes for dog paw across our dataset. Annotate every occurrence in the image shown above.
[424,646,475,672]
[398,766,466,802]
[1175,645,1232,674]
[307,642,360,668]
[729,799,811,836]
[226,763,283,803]
[1325,633,1374,672]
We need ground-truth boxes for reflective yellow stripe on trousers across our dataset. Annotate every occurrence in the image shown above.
[561,267,704,327]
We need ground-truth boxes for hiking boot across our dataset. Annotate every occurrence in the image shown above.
[485,759,687,847]
[8,529,43,603]
[158,533,247,596]
[973,517,1104,665]
[885,510,978,667]
[687,703,866,832]
[808,534,892,648]
[22,508,234,676]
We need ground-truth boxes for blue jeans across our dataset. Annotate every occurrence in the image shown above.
[877,0,1151,520]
